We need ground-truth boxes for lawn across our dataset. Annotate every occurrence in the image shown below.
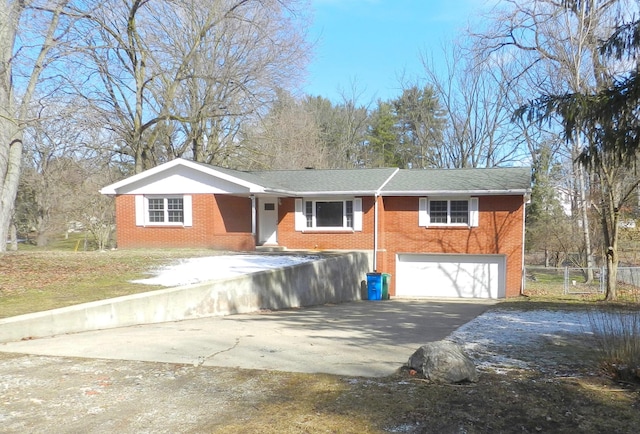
[1,248,639,433]
[0,248,220,318]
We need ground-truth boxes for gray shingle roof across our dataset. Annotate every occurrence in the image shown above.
[381,167,531,195]
[249,167,399,194]
[196,163,276,189]
[216,167,531,195]
[186,160,531,195]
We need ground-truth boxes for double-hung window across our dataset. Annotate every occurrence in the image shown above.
[419,197,478,227]
[295,198,362,231]
[148,197,184,223]
[135,195,193,227]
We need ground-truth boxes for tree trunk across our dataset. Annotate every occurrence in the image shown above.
[0,126,23,253]
[605,245,618,301]
[544,247,550,267]
[0,1,66,252]
[579,169,595,283]
[573,145,594,283]
[9,219,17,251]
[0,1,21,253]
[601,164,620,301]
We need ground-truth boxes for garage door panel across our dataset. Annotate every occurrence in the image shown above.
[396,254,505,299]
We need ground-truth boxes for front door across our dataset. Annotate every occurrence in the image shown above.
[258,198,278,245]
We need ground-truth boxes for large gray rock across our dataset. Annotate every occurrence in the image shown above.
[407,341,478,383]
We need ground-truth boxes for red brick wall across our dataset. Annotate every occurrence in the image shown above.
[379,196,524,297]
[115,194,255,250]
[275,195,524,298]
[276,197,376,250]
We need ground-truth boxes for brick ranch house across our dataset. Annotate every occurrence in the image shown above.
[100,158,531,299]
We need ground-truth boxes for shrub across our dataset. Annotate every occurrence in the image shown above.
[588,304,640,382]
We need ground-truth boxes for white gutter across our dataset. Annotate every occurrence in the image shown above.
[289,190,380,197]
[378,189,530,196]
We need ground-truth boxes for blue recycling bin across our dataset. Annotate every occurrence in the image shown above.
[366,273,382,301]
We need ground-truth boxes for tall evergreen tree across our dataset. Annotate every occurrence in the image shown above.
[393,85,445,169]
[367,101,401,167]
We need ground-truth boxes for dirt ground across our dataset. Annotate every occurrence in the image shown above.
[2,328,639,434]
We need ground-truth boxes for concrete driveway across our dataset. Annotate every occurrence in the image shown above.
[0,299,493,377]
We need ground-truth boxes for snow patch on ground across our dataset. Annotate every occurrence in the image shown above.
[132,254,321,287]
[448,309,596,372]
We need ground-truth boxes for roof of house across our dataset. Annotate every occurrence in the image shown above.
[381,166,532,195]
[249,167,399,195]
[101,158,531,196]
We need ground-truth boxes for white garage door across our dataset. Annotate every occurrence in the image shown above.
[396,254,506,299]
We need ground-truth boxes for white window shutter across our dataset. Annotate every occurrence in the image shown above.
[135,195,145,226]
[469,197,479,227]
[418,197,429,227]
[353,198,363,231]
[183,195,193,227]
[294,198,305,231]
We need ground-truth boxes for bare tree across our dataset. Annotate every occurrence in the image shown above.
[0,0,73,252]
[14,101,97,246]
[71,0,310,173]
[420,42,528,168]
[304,93,370,168]
[240,90,329,170]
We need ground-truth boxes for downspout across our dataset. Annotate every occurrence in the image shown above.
[521,193,530,296]
[373,194,379,271]
[373,168,400,272]
[250,195,256,242]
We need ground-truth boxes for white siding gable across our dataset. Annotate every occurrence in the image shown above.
[117,165,252,195]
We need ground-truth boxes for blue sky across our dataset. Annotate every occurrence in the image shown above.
[303,0,493,104]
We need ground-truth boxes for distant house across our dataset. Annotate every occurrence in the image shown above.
[101,158,531,299]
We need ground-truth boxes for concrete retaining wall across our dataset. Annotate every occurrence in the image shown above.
[0,251,371,343]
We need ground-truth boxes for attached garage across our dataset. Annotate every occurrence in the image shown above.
[395,254,506,299]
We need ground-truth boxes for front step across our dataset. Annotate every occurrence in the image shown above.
[256,245,287,252]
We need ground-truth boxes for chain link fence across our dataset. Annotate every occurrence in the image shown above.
[524,266,640,295]
[563,267,605,294]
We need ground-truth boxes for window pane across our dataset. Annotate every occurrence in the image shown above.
[148,198,164,210]
[316,201,343,227]
[148,198,165,222]
[168,211,183,222]
[167,198,183,210]
[429,200,448,224]
[149,211,164,222]
[450,200,468,223]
